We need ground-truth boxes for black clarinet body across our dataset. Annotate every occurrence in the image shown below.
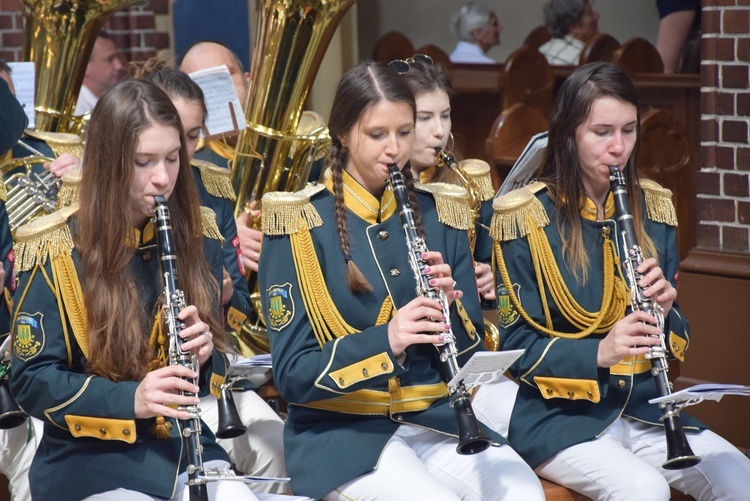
[387,164,490,455]
[608,167,700,470]
[153,196,209,501]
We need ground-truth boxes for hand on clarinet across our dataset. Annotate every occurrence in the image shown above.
[176,304,214,366]
[636,257,676,314]
[422,251,462,304]
[474,261,495,301]
[134,365,200,420]
[597,311,663,367]
[388,296,451,357]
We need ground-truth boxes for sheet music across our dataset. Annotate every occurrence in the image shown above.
[448,349,524,390]
[188,64,246,138]
[496,132,548,196]
[649,383,750,406]
[7,62,35,129]
[226,353,273,383]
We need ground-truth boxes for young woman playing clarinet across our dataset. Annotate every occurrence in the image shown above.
[10,78,259,500]
[257,60,543,501]
[492,61,750,500]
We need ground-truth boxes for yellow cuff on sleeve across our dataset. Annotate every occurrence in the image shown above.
[226,307,248,332]
[533,376,601,403]
[329,353,394,389]
[65,415,136,444]
[669,331,687,361]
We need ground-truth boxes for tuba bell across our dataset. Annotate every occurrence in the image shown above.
[19,0,140,134]
[231,0,356,354]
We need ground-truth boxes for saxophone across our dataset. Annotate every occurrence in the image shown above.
[609,166,700,470]
[387,164,490,455]
[153,196,208,501]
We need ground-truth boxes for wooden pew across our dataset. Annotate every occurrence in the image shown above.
[485,102,549,189]
[579,32,620,64]
[613,37,665,74]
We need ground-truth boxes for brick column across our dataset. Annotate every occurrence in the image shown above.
[0,1,171,64]
[698,0,750,252]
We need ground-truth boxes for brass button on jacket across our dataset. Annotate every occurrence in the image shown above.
[389,269,400,277]
[378,230,389,240]
[617,379,627,389]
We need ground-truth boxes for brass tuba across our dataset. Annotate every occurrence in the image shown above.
[232,0,356,354]
[19,0,140,134]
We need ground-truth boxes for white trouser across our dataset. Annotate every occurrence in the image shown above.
[0,415,41,501]
[323,423,545,501]
[200,389,287,493]
[470,374,519,438]
[536,416,750,501]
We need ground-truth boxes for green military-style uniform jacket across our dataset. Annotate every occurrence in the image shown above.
[190,159,252,337]
[491,180,704,469]
[10,204,231,501]
[258,170,508,500]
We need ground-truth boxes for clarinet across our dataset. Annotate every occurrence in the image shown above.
[387,164,490,455]
[153,196,209,501]
[608,167,701,470]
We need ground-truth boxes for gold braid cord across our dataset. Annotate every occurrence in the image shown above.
[0,182,6,203]
[289,217,393,348]
[492,191,628,339]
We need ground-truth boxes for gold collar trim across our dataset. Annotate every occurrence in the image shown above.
[578,192,616,221]
[325,169,396,224]
[126,221,155,248]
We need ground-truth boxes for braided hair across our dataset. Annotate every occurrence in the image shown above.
[327,61,421,292]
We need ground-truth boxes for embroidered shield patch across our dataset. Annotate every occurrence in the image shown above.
[496,283,521,328]
[267,283,294,331]
[14,312,45,362]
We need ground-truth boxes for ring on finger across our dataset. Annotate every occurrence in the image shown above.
[204,331,213,340]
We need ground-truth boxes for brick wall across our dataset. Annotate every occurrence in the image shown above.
[698,0,750,252]
[0,0,171,64]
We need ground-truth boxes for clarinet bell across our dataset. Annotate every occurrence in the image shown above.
[215,387,246,439]
[454,396,491,455]
[0,378,27,429]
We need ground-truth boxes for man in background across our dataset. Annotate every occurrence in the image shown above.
[74,33,124,115]
[449,0,502,64]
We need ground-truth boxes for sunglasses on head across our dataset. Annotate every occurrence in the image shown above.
[388,54,434,74]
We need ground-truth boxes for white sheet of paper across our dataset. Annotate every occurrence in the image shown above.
[649,383,750,405]
[188,64,246,138]
[7,62,35,129]
[496,131,548,196]
[448,349,524,389]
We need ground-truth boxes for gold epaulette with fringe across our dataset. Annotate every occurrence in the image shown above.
[14,204,78,272]
[490,181,550,242]
[0,181,6,203]
[261,185,324,236]
[56,167,82,209]
[415,181,472,230]
[459,159,495,201]
[191,159,237,202]
[640,178,678,227]
[199,206,224,246]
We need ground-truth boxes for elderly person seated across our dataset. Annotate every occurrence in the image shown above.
[538,0,599,65]
[449,0,502,64]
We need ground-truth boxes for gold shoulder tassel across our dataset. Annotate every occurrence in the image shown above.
[14,204,78,272]
[56,167,82,209]
[459,159,495,201]
[199,206,225,246]
[415,181,473,230]
[490,182,550,242]
[640,178,678,227]
[261,190,323,236]
[0,181,6,203]
[192,159,237,201]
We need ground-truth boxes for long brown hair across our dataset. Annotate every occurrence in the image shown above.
[78,79,223,382]
[538,62,655,282]
[327,61,421,292]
